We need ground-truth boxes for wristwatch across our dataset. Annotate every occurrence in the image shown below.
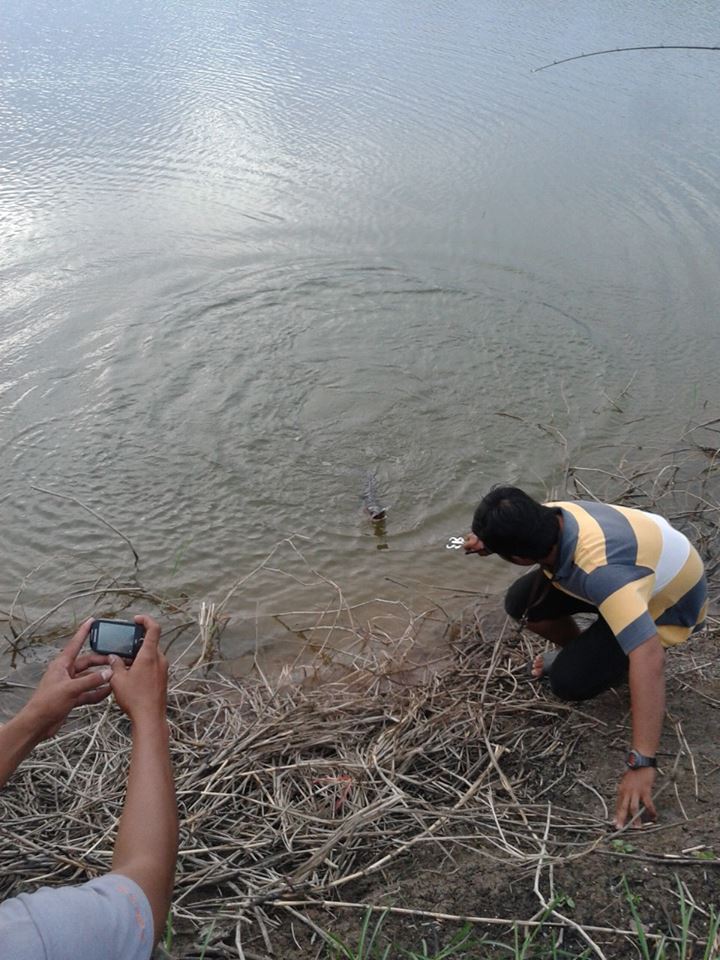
[625,749,657,770]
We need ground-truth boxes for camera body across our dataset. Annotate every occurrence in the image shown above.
[89,619,145,660]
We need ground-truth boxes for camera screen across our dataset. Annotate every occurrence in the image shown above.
[97,621,136,654]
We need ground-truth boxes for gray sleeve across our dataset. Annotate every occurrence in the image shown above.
[0,873,154,960]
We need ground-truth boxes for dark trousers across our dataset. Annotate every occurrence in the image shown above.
[505,570,629,701]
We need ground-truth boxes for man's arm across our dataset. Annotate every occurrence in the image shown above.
[109,616,178,944]
[0,710,46,789]
[0,619,111,788]
[614,634,665,829]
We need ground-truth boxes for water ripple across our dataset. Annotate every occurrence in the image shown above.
[3,0,720,627]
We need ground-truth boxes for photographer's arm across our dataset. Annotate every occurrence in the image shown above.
[109,616,178,943]
[0,620,111,788]
[0,710,45,789]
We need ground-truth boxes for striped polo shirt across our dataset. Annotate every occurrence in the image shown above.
[545,500,707,654]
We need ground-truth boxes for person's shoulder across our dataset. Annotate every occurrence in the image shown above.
[547,499,639,523]
[544,499,600,522]
[4,876,153,960]
[0,892,46,959]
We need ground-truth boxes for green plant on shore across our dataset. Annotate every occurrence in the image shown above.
[197,920,216,960]
[610,838,635,854]
[404,923,480,959]
[691,848,715,861]
[323,909,495,960]
[507,897,591,960]
[156,882,720,960]
[316,878,720,960]
[321,906,592,960]
[325,908,391,959]
[622,875,720,960]
[157,916,215,960]
[163,908,173,953]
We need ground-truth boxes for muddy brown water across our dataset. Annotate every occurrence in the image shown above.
[3,0,720,659]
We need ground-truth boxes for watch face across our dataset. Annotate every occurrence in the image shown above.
[626,750,655,769]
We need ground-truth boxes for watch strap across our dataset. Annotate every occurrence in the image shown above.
[626,749,657,770]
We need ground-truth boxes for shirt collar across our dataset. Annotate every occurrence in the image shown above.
[551,507,577,580]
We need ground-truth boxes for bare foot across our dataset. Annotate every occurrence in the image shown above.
[531,649,559,679]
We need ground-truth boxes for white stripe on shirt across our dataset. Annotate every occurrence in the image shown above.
[648,512,690,593]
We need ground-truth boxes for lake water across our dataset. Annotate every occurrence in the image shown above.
[3,0,720,655]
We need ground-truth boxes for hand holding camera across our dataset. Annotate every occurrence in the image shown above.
[107,615,168,726]
[22,619,114,741]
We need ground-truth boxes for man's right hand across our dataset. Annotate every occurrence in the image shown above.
[109,616,167,725]
[463,533,492,556]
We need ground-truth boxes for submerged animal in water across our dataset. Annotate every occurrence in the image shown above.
[362,471,387,521]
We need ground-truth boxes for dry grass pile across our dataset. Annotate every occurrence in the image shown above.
[1,620,611,954]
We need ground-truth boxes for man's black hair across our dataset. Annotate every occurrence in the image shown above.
[471,486,560,560]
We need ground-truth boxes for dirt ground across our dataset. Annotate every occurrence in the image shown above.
[250,615,720,960]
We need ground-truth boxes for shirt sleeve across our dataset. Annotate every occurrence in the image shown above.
[0,874,154,960]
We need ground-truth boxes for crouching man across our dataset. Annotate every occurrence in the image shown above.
[0,615,178,960]
[464,487,707,830]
